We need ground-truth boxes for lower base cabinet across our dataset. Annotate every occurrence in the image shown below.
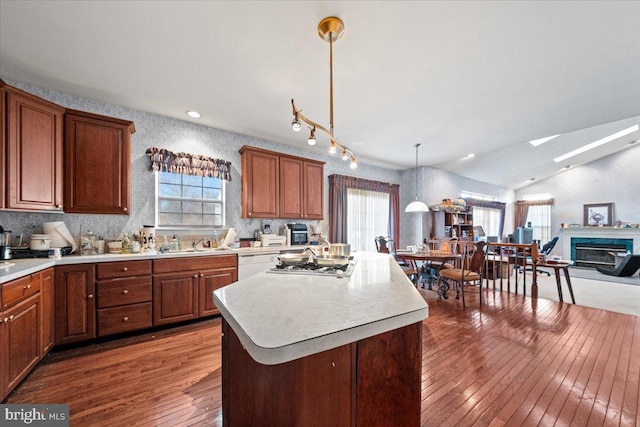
[55,264,96,345]
[153,255,238,325]
[1,269,52,401]
[222,320,422,427]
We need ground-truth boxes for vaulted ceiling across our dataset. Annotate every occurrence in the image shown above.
[1,1,638,189]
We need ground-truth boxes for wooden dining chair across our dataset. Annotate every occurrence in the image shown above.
[437,241,487,308]
[375,236,418,284]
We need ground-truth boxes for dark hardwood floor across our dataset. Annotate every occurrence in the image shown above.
[6,288,640,426]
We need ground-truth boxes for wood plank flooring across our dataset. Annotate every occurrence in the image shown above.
[5,288,640,426]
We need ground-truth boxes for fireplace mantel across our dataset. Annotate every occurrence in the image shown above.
[560,227,640,260]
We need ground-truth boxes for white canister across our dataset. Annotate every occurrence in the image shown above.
[31,234,51,250]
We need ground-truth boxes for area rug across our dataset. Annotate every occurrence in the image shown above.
[558,266,640,286]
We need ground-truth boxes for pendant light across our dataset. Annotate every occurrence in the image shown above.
[405,144,429,213]
[291,17,357,169]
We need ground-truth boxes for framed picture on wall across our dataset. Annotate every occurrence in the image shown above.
[583,203,613,227]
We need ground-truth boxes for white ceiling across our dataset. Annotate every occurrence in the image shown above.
[1,1,639,190]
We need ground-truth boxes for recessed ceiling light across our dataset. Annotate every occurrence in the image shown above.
[553,124,639,163]
[186,110,201,118]
[529,134,560,147]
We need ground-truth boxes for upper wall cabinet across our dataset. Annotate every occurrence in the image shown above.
[1,80,65,212]
[240,146,325,220]
[64,109,135,215]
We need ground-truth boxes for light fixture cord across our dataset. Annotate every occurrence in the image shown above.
[415,144,420,200]
[329,31,334,137]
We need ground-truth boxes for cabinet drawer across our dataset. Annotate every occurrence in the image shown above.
[97,260,152,279]
[153,254,237,274]
[2,275,40,309]
[98,302,152,336]
[97,277,152,308]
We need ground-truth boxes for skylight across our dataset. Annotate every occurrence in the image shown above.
[553,125,639,163]
[529,134,560,147]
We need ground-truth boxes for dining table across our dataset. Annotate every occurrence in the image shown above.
[396,250,462,297]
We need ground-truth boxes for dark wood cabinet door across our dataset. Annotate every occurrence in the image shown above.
[0,85,6,209]
[39,269,54,355]
[279,156,304,219]
[5,90,64,211]
[4,293,41,394]
[55,264,96,345]
[64,110,134,214]
[303,161,324,220]
[240,147,279,218]
[153,273,199,325]
[198,267,237,317]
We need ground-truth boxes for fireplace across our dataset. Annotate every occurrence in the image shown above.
[560,227,640,267]
[572,239,632,268]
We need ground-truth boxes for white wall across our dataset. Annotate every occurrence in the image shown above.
[514,143,640,256]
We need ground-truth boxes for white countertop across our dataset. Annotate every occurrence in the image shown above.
[213,252,429,365]
[0,245,308,284]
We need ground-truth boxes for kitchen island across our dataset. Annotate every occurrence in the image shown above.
[213,252,428,426]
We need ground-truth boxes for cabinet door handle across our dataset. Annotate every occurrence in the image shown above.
[9,315,15,321]
[200,273,204,278]
[122,289,129,295]
[87,294,94,299]
[193,274,198,279]
[123,316,129,322]
[248,212,252,216]
[123,207,128,212]
[122,267,128,272]
[56,204,63,209]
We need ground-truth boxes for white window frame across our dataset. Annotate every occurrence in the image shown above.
[154,171,226,231]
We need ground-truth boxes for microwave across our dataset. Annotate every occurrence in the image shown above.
[287,223,308,245]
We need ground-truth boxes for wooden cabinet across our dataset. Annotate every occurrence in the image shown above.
[222,320,422,426]
[432,210,475,241]
[240,146,279,218]
[40,268,55,355]
[240,146,325,219]
[1,80,64,211]
[279,157,324,220]
[55,264,96,345]
[64,109,135,215]
[1,270,51,400]
[199,267,237,317]
[153,255,237,325]
[96,260,152,336]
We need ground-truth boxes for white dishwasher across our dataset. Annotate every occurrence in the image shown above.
[237,252,280,280]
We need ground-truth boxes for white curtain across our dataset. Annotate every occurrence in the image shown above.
[526,204,552,244]
[347,189,390,252]
[472,207,501,238]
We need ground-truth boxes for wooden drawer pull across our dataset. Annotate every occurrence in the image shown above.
[23,284,32,290]
[122,267,128,272]
[123,317,129,322]
[122,289,129,295]
[88,294,94,299]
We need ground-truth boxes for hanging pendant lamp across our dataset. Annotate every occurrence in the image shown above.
[405,144,429,213]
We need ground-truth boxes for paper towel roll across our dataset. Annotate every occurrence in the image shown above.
[43,221,78,251]
[221,227,237,248]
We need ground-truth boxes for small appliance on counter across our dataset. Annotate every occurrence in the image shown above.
[260,234,287,247]
[286,223,309,245]
[11,246,73,259]
[1,226,11,260]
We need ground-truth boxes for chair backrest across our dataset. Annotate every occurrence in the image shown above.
[375,236,396,255]
[541,236,559,255]
[462,241,487,273]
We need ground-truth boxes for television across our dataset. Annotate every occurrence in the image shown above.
[512,227,533,244]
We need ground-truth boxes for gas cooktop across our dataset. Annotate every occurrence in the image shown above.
[267,260,356,277]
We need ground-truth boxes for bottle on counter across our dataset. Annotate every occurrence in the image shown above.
[170,235,179,251]
[122,233,131,254]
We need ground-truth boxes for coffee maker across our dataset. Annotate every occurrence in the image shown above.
[0,226,12,260]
